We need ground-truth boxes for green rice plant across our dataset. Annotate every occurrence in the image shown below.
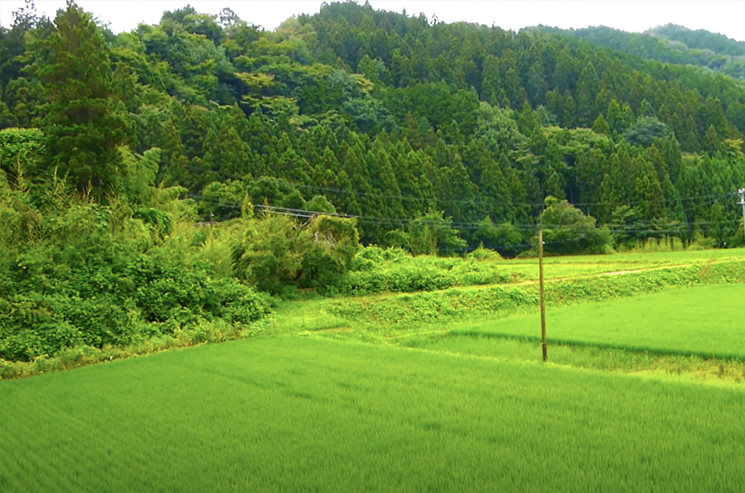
[2,337,745,492]
[456,283,745,360]
[397,332,745,381]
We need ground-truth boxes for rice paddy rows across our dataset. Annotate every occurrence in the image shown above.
[453,283,745,360]
[2,336,745,492]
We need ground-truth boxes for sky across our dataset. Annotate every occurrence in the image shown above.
[1,0,744,42]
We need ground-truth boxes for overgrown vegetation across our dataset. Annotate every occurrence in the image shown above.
[336,246,511,296]
[0,144,273,364]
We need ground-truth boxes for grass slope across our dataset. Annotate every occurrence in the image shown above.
[2,336,745,492]
[323,260,745,331]
[456,283,745,359]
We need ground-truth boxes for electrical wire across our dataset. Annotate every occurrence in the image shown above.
[191,193,742,240]
[180,162,741,211]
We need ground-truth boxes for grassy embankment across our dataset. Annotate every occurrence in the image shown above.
[337,246,745,296]
[318,255,745,332]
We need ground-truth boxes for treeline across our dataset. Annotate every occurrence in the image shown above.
[1,0,745,256]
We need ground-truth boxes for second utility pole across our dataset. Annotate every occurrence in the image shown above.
[738,189,745,243]
[538,229,547,362]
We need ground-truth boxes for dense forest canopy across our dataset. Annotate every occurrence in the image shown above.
[528,23,745,80]
[1,0,745,256]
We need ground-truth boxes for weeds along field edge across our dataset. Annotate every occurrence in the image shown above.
[1,336,745,492]
[0,316,278,380]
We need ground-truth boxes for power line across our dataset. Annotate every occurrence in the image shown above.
[191,192,742,235]
[189,190,736,229]
[179,162,739,211]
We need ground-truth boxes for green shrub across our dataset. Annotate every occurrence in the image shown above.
[466,245,503,261]
[0,204,272,362]
[339,249,510,295]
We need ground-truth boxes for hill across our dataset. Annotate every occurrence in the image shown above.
[527,23,745,80]
[647,23,745,57]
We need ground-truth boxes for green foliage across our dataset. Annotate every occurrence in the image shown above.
[232,213,361,294]
[406,210,467,256]
[535,24,745,80]
[34,1,130,195]
[232,213,303,294]
[0,140,270,363]
[466,244,503,262]
[624,116,674,147]
[339,247,511,296]
[0,200,272,361]
[299,215,360,290]
[304,195,336,214]
[4,1,745,257]
[539,196,612,255]
[474,217,524,257]
[0,127,45,182]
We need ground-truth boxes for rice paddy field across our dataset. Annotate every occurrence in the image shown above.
[453,283,745,359]
[500,247,745,281]
[2,250,745,491]
[2,336,745,492]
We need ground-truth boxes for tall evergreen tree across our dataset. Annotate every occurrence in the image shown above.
[35,0,129,193]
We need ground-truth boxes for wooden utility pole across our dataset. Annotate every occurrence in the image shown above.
[538,229,547,362]
[738,189,745,242]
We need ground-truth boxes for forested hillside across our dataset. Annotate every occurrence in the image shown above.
[530,24,745,80]
[648,24,745,57]
[1,0,745,255]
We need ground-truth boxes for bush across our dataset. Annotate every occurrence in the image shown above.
[338,249,511,295]
[466,245,503,262]
[233,214,361,295]
[0,197,272,362]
